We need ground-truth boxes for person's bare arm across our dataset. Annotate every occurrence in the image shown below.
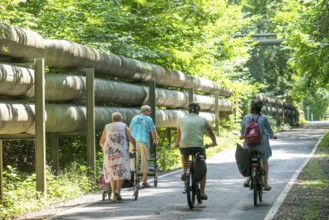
[99,128,106,148]
[175,127,181,147]
[151,130,158,146]
[125,126,136,149]
[206,127,217,147]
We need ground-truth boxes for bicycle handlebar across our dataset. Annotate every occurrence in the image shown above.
[175,143,215,148]
[239,135,278,140]
[204,143,216,148]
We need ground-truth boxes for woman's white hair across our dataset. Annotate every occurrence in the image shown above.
[141,105,151,113]
[112,112,123,122]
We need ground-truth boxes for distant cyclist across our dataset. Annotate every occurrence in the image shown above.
[175,102,217,200]
[240,99,276,191]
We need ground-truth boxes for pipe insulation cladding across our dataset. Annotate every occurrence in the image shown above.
[0,22,232,96]
[0,102,215,134]
[0,63,232,111]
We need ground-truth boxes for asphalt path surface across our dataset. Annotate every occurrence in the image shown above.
[48,126,328,220]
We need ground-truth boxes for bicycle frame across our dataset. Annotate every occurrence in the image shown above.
[183,152,203,209]
[181,144,210,209]
[250,151,263,206]
[250,153,260,177]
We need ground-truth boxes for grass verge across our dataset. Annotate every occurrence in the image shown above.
[273,132,329,220]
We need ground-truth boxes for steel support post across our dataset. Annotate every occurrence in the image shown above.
[188,89,194,104]
[0,140,3,201]
[276,104,280,126]
[149,81,156,123]
[86,68,96,176]
[166,128,172,147]
[35,58,46,195]
[49,133,59,176]
[282,107,285,126]
[214,92,219,131]
[149,81,156,154]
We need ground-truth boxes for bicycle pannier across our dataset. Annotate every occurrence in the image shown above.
[235,143,251,177]
[195,154,207,182]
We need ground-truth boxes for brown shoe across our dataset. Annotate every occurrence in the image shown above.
[114,192,122,201]
[263,185,272,191]
[142,182,151,188]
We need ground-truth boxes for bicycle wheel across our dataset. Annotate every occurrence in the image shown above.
[186,170,195,209]
[196,183,202,204]
[253,175,258,206]
[154,176,158,187]
[134,184,139,200]
[102,190,107,201]
[258,169,263,202]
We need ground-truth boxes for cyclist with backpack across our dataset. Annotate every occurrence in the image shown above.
[240,99,276,191]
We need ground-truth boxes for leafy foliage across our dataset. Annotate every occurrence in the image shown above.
[0,165,97,219]
[2,140,35,172]
[272,0,329,114]
[301,88,329,120]
[1,0,328,217]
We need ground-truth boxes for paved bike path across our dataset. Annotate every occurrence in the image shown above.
[48,127,328,220]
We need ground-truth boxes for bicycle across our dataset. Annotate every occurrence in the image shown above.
[249,151,265,206]
[249,135,277,206]
[183,144,210,209]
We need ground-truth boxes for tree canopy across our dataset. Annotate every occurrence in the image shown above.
[1,0,328,119]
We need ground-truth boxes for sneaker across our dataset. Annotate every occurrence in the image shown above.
[114,192,122,201]
[263,185,272,191]
[142,182,151,188]
[243,178,251,187]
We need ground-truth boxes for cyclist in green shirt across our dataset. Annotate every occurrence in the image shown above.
[175,102,217,200]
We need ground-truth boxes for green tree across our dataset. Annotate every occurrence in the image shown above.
[273,0,329,113]
[237,0,295,102]
[0,0,257,167]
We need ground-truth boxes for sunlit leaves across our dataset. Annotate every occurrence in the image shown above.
[272,0,329,118]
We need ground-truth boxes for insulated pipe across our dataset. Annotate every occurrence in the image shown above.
[0,23,232,96]
[44,39,232,96]
[0,63,232,111]
[255,95,297,126]
[233,33,278,38]
[256,94,296,109]
[0,63,34,96]
[246,39,285,45]
[0,102,216,134]
[0,23,45,58]
[45,75,232,111]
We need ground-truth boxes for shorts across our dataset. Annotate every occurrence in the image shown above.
[179,147,205,157]
[130,142,150,173]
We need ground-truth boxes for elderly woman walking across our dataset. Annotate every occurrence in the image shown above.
[100,112,136,201]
